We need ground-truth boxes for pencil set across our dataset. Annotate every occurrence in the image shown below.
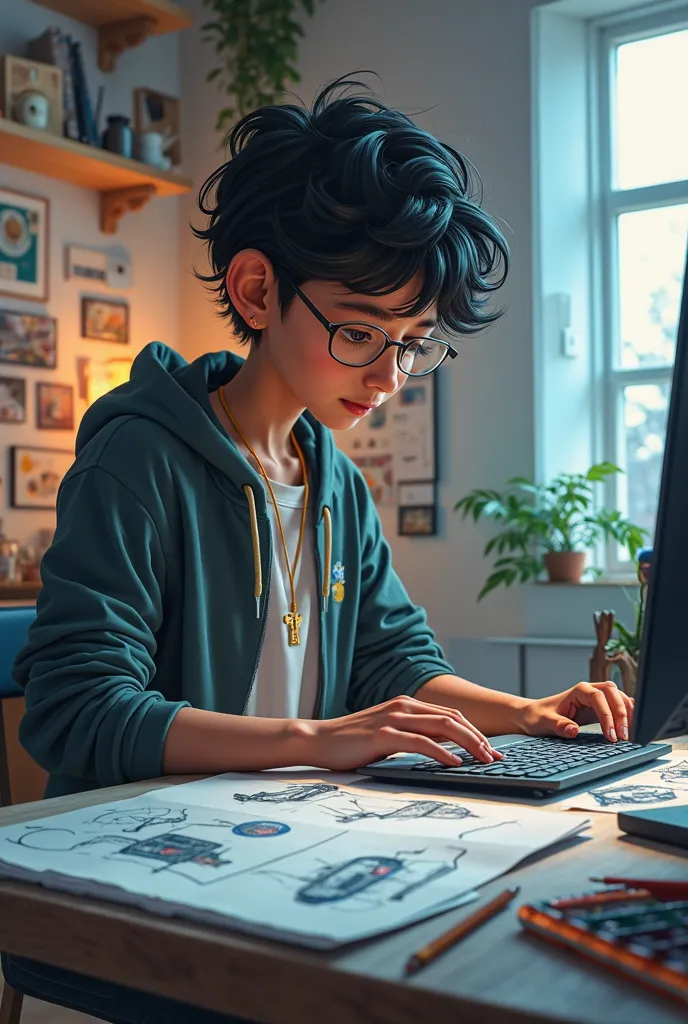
[518,885,688,1006]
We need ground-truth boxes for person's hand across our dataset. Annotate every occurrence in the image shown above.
[517,681,634,743]
[305,695,504,771]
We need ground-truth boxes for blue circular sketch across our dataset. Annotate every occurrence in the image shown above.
[231,821,291,837]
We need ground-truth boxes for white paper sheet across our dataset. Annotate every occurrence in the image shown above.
[558,752,688,813]
[0,774,590,949]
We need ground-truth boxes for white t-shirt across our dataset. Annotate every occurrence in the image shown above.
[244,472,320,720]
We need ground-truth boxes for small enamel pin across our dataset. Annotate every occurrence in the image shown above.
[331,561,345,603]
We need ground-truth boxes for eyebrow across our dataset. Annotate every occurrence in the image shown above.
[332,300,437,329]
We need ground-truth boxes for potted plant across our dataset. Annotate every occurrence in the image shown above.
[201,0,324,135]
[454,462,649,600]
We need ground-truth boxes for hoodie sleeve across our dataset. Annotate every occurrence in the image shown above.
[15,466,190,787]
[346,471,456,712]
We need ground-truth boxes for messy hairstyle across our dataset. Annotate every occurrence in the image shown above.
[193,72,510,347]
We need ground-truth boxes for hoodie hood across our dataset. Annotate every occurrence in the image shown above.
[76,341,335,519]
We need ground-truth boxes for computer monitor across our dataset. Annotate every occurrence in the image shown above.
[633,244,688,744]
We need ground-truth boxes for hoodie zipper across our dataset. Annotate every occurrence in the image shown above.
[242,518,272,714]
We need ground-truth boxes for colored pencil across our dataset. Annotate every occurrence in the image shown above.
[404,886,520,976]
[589,877,688,901]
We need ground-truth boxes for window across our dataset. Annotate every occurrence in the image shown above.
[596,11,688,569]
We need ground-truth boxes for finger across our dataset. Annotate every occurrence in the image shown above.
[400,698,503,758]
[390,712,495,763]
[379,728,466,768]
[592,682,630,740]
[572,685,617,741]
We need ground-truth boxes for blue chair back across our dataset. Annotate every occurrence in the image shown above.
[0,607,35,699]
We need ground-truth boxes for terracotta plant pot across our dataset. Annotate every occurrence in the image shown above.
[543,551,586,583]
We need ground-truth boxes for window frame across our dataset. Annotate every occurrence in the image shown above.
[592,5,688,574]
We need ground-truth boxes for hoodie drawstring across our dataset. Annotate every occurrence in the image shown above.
[322,506,332,612]
[243,485,263,618]
[243,487,333,618]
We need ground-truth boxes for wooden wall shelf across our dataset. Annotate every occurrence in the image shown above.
[0,117,193,233]
[31,0,193,71]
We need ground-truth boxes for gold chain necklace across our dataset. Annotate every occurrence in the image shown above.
[218,385,309,646]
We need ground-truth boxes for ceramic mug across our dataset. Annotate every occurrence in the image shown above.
[135,130,167,167]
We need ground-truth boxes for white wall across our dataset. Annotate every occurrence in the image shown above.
[0,1,182,549]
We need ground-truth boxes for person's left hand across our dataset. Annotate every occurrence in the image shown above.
[517,681,634,743]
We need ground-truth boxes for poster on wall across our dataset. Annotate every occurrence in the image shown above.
[0,188,49,302]
[10,445,73,509]
[333,373,436,505]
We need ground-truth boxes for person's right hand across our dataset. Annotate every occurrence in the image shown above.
[304,695,503,772]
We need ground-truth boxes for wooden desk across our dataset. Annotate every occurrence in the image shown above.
[0,747,687,1024]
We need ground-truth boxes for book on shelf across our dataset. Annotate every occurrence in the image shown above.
[68,37,99,146]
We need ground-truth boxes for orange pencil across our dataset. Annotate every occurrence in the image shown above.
[404,886,520,976]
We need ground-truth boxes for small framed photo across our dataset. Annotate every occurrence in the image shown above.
[36,382,74,430]
[0,375,26,423]
[0,187,49,302]
[0,308,57,368]
[398,504,437,537]
[11,445,73,509]
[82,297,129,344]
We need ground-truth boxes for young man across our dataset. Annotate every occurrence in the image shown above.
[3,75,631,1023]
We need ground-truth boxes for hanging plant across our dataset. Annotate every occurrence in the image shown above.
[201,0,323,135]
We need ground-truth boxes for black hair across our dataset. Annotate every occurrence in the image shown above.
[193,72,510,347]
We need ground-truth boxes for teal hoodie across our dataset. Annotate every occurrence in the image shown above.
[15,342,455,798]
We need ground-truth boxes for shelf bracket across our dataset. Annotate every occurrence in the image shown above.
[100,185,156,234]
[98,16,157,72]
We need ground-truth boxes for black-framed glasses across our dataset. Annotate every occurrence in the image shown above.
[283,276,458,377]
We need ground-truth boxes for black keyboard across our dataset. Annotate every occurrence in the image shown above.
[406,735,645,779]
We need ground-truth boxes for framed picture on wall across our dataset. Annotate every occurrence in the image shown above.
[0,309,57,368]
[36,382,74,430]
[10,445,73,509]
[0,188,49,302]
[398,504,437,537]
[0,375,26,423]
[82,297,129,344]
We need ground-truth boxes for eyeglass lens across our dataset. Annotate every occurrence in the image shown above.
[331,325,447,375]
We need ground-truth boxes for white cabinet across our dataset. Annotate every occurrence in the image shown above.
[441,636,595,699]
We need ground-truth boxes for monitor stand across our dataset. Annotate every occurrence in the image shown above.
[618,804,688,851]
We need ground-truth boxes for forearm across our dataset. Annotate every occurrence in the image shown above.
[162,706,314,774]
[415,674,532,735]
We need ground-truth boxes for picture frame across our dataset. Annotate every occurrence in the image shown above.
[77,355,132,405]
[0,308,57,368]
[398,504,437,537]
[333,371,437,497]
[36,381,74,430]
[82,297,129,344]
[0,187,49,302]
[0,375,26,423]
[10,445,73,509]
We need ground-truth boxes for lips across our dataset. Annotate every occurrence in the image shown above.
[340,399,377,416]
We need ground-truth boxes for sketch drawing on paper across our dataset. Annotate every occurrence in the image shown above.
[85,806,189,833]
[589,784,677,807]
[652,759,688,789]
[325,797,479,825]
[233,783,339,804]
[259,846,468,909]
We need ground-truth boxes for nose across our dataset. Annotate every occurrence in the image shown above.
[363,345,404,395]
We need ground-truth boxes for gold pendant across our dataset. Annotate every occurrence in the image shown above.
[283,610,303,646]
[332,580,345,603]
